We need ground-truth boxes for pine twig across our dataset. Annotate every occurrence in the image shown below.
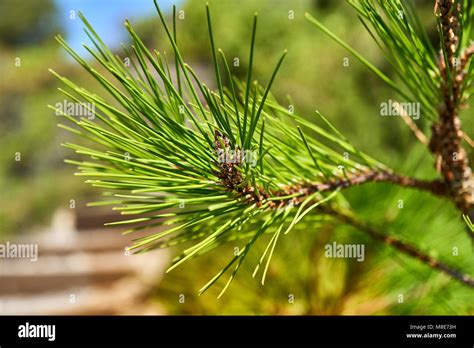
[324,206,474,288]
[213,132,471,288]
[429,0,474,214]
[56,3,474,293]
[214,130,448,209]
[215,142,472,287]
[303,170,447,197]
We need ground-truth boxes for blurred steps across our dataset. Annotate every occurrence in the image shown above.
[0,209,169,315]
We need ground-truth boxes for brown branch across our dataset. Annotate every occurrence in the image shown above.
[429,0,474,215]
[213,125,472,288]
[211,0,474,291]
[302,170,447,197]
[214,130,448,209]
[321,206,474,288]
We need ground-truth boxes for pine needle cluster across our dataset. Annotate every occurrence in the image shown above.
[50,0,474,294]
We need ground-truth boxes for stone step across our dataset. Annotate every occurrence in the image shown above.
[0,249,168,293]
[0,278,165,315]
[0,208,170,314]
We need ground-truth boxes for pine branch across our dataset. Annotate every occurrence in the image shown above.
[51,2,474,294]
[214,130,447,207]
[303,170,447,197]
[429,0,474,215]
[326,206,474,288]
[211,145,472,288]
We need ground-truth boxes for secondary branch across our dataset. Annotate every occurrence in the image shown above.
[302,170,448,197]
[322,206,474,288]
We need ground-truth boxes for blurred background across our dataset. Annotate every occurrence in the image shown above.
[0,0,472,315]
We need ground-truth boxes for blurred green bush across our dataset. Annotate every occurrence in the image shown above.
[0,0,94,235]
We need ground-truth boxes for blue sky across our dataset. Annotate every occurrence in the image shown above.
[54,0,181,55]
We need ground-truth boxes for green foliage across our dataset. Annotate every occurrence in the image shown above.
[0,0,59,47]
